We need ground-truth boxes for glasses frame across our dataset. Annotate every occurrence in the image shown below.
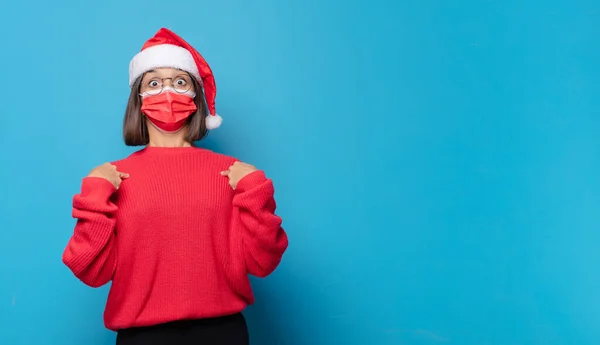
[139,74,194,96]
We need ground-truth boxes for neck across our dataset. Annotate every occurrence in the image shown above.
[147,124,192,148]
[148,139,193,148]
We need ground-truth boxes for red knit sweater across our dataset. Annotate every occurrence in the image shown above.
[62,146,288,331]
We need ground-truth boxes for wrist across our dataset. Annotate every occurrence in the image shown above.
[81,177,117,199]
[235,170,267,193]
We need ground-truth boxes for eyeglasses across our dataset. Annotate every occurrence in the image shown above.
[139,74,193,96]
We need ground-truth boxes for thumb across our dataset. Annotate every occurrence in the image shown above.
[220,170,230,176]
[119,171,130,179]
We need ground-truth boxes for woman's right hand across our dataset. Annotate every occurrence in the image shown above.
[87,163,129,189]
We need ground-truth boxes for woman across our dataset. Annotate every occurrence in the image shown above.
[62,28,288,345]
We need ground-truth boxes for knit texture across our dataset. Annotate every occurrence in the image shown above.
[62,146,288,331]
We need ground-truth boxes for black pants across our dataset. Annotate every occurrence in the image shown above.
[116,313,249,345]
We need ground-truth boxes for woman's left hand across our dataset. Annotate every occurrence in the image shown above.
[221,161,259,189]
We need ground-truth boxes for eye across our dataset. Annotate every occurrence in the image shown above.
[175,77,188,86]
[147,79,161,88]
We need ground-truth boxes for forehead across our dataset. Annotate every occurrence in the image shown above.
[143,68,189,78]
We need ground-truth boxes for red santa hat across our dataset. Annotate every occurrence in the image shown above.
[129,28,222,129]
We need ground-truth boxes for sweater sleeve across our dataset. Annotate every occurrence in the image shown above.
[232,170,288,278]
[62,177,119,288]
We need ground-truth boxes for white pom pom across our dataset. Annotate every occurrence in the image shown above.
[206,114,222,130]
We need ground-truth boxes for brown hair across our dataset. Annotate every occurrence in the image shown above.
[123,74,209,146]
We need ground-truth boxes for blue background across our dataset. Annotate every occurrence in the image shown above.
[1,0,599,344]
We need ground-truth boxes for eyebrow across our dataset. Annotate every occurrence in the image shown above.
[144,70,190,78]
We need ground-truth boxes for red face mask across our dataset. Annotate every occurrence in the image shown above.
[140,88,197,133]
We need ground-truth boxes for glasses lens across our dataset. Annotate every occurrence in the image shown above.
[142,78,164,96]
[146,88,162,96]
[173,76,192,93]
